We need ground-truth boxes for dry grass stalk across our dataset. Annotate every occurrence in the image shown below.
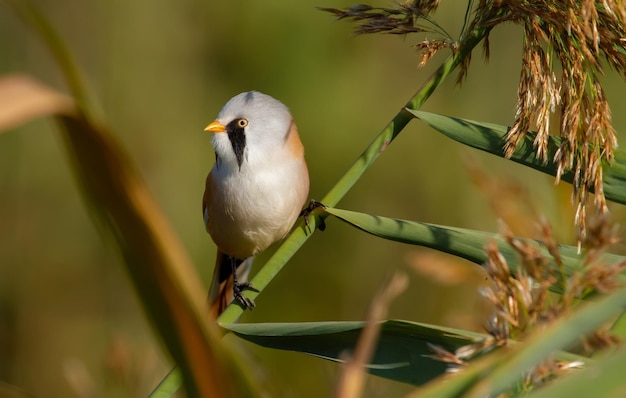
[319,1,454,61]
[473,1,625,235]
[334,272,408,398]
[429,215,624,394]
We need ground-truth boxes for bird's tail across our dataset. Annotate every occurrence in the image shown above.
[208,251,254,318]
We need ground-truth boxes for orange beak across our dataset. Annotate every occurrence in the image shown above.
[204,120,226,133]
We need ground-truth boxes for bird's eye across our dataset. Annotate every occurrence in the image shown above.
[237,119,248,128]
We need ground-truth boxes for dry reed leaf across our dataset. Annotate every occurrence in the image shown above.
[57,109,234,397]
[0,71,238,397]
[0,74,73,133]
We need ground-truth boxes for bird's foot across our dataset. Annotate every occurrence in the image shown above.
[233,282,259,310]
[300,199,327,232]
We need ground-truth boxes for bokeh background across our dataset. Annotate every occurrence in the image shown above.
[1,1,626,397]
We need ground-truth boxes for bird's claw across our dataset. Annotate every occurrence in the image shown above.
[300,199,327,232]
[233,282,259,310]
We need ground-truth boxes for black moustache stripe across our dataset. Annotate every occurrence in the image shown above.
[226,120,246,169]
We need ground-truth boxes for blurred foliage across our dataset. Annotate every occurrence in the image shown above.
[2,1,626,397]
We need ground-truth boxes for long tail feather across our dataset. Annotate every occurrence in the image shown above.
[208,251,253,318]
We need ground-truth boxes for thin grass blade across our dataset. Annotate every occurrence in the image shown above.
[407,110,626,205]
[226,320,479,386]
[226,319,588,388]
[323,207,626,289]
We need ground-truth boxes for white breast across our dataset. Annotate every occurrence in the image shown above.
[206,156,309,259]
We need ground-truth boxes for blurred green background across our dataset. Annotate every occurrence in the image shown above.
[2,1,626,396]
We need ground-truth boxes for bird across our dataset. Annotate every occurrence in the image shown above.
[202,91,310,317]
